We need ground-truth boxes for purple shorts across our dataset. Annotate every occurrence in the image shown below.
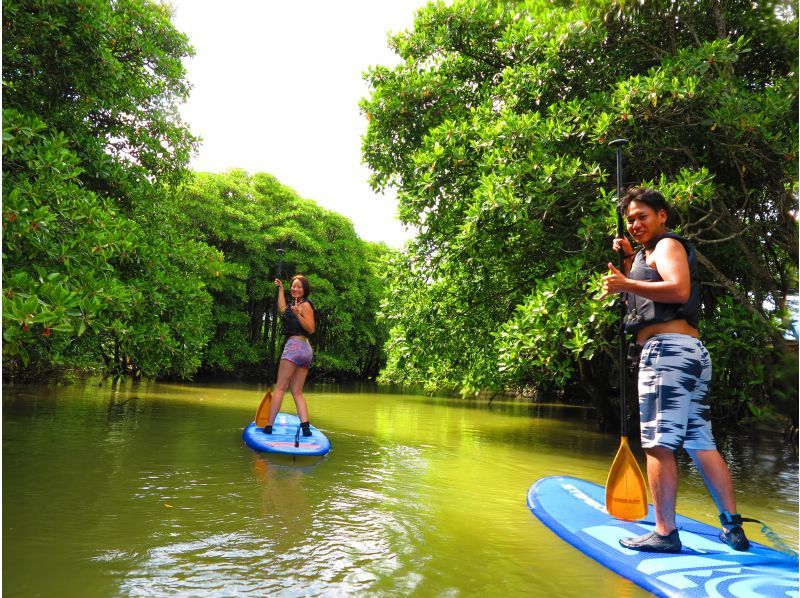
[281,337,313,369]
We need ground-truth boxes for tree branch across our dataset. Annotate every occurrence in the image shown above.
[710,0,728,39]
[695,248,788,347]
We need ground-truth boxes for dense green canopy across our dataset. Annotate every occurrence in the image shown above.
[362,0,798,422]
[175,170,389,381]
[3,0,197,202]
[3,0,388,382]
[3,0,212,378]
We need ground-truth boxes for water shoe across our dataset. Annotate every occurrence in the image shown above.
[619,529,682,553]
[300,421,312,437]
[720,526,750,551]
[262,425,272,434]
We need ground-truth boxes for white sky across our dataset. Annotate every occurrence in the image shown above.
[169,0,425,248]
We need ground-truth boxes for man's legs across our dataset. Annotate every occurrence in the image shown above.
[645,448,739,534]
[646,447,678,535]
[686,449,737,517]
[620,335,688,553]
[687,448,749,549]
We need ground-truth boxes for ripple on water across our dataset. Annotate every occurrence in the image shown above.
[5,384,793,597]
[109,461,433,596]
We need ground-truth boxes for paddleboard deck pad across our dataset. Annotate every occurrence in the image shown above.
[527,476,798,598]
[243,413,330,456]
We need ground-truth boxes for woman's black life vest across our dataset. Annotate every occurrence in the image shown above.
[624,233,701,335]
[283,299,314,337]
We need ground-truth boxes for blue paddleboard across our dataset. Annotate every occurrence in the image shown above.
[243,412,331,456]
[527,476,798,598]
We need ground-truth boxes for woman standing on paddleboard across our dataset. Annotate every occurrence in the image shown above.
[263,274,315,437]
[602,187,750,554]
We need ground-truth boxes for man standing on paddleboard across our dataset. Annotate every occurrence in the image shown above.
[601,187,750,554]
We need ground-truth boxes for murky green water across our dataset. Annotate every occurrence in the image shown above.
[3,381,798,597]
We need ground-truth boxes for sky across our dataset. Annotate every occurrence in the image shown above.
[169,0,426,248]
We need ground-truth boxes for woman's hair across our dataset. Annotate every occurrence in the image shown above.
[618,187,671,224]
[291,274,311,298]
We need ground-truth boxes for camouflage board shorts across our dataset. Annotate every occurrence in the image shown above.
[638,333,716,451]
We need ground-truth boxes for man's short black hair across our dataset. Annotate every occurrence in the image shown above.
[619,187,671,223]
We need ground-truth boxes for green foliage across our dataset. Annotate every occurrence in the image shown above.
[2,110,213,378]
[2,0,388,384]
[377,247,509,395]
[495,258,617,389]
[2,0,198,202]
[2,1,215,380]
[364,0,798,418]
[703,296,797,424]
[175,171,389,380]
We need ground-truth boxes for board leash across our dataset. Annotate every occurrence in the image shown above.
[744,517,799,560]
[690,450,797,559]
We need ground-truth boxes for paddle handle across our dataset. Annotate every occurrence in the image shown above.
[610,139,629,436]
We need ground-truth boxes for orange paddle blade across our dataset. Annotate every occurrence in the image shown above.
[605,436,648,521]
[254,389,272,427]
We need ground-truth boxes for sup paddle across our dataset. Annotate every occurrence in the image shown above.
[605,138,648,521]
[255,248,285,428]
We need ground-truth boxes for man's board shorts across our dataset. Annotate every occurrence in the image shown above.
[637,333,716,451]
[281,337,313,369]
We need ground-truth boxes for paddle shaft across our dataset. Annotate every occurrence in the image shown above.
[610,139,629,436]
[268,249,285,383]
[604,139,648,521]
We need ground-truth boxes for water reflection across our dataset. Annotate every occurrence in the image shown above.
[253,454,314,534]
[2,381,795,597]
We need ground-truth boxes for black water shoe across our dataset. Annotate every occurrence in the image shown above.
[720,526,750,551]
[300,421,312,437]
[262,425,272,434]
[620,529,682,553]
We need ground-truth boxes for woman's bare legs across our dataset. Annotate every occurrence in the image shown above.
[267,360,310,424]
[289,366,310,422]
[267,359,298,426]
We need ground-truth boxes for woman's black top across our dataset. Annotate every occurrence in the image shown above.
[283,299,314,337]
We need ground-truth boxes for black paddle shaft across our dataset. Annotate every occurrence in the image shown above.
[268,248,285,382]
[610,139,630,436]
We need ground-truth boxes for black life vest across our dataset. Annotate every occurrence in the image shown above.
[624,233,701,334]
